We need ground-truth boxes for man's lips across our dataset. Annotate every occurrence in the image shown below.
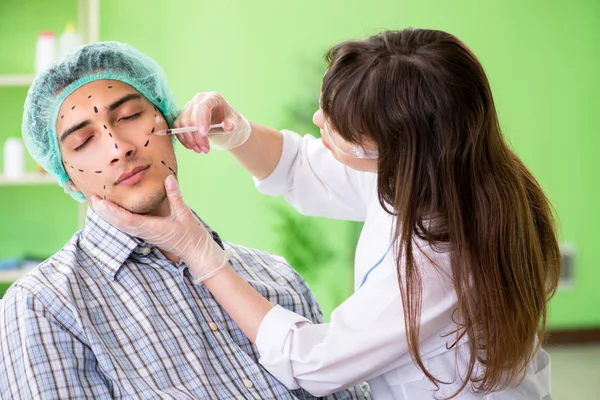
[116,165,149,185]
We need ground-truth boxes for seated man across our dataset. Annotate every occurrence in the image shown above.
[0,42,369,400]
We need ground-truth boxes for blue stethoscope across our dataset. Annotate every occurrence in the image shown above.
[358,243,393,288]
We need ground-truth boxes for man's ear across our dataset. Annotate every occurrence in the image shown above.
[70,182,80,192]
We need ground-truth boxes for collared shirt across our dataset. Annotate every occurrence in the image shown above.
[0,208,370,400]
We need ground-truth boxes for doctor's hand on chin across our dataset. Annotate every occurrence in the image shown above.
[90,175,232,283]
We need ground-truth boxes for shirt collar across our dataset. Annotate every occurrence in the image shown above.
[80,207,224,279]
[80,207,144,278]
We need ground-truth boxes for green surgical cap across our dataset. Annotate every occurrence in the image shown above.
[22,41,179,202]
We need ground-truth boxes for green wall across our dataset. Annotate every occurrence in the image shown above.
[0,1,80,262]
[0,0,598,328]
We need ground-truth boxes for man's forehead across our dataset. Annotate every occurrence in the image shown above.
[66,79,139,102]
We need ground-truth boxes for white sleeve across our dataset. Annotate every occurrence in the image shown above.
[254,129,376,222]
[255,253,456,397]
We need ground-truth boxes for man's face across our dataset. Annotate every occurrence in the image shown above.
[56,80,177,215]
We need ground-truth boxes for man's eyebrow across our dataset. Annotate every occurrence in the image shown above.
[60,120,92,142]
[59,93,143,142]
[107,93,143,112]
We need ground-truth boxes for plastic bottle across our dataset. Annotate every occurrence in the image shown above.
[3,138,25,179]
[35,31,56,76]
[58,22,83,60]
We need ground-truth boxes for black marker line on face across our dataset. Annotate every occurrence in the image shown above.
[162,159,177,177]
[78,169,84,172]
[88,95,92,99]
[103,185,105,190]
[95,171,102,174]
[144,140,149,147]
[114,143,118,149]
[151,127,155,133]
[71,106,75,110]
[70,165,74,169]
[61,115,64,119]
[94,106,98,113]
[103,125,107,129]
[108,132,112,138]
[108,86,113,89]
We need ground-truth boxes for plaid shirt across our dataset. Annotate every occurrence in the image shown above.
[0,209,370,400]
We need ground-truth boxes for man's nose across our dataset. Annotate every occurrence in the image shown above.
[108,134,136,166]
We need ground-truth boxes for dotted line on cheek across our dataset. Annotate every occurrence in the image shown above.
[161,160,177,177]
[62,159,86,176]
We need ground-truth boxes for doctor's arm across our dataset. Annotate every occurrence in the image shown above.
[229,122,284,180]
[203,259,454,396]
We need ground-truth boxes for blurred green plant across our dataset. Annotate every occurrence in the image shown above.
[273,203,334,283]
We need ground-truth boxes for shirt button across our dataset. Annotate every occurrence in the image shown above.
[209,322,218,331]
[141,247,151,256]
[243,379,253,388]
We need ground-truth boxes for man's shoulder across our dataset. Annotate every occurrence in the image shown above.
[223,241,324,323]
[3,232,87,309]
[224,242,305,286]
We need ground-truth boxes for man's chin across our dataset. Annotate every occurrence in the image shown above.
[115,187,168,215]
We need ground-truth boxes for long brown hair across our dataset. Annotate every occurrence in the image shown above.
[321,28,561,397]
